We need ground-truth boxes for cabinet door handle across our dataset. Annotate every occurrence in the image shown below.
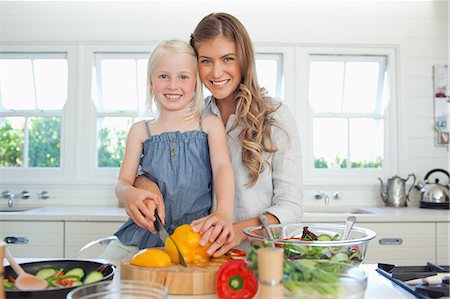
[379,238,403,245]
[4,236,29,244]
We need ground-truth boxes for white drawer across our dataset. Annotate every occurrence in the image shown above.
[361,222,435,265]
[0,220,64,258]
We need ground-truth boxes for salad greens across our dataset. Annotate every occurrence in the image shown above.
[281,226,363,264]
[247,226,367,297]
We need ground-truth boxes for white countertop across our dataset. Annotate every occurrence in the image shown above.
[169,264,418,299]
[5,259,417,298]
[0,205,449,222]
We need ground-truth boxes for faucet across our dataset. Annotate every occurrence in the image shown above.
[2,191,15,207]
[314,191,330,205]
[1,190,30,207]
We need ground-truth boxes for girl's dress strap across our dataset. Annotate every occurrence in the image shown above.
[199,117,203,131]
[143,120,152,137]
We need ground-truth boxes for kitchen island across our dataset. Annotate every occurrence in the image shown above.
[6,259,417,298]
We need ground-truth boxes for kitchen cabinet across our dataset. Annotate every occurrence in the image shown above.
[0,220,64,258]
[64,221,123,258]
[361,222,436,265]
[436,222,450,264]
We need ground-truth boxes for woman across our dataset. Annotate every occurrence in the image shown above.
[126,12,303,257]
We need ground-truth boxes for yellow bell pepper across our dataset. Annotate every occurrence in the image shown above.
[164,224,211,264]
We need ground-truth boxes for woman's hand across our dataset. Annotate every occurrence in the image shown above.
[205,222,246,258]
[124,187,165,234]
[191,212,234,254]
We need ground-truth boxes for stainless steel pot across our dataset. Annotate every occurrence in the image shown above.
[415,168,450,209]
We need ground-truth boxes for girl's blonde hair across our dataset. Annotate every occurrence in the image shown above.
[190,13,281,187]
[146,39,203,121]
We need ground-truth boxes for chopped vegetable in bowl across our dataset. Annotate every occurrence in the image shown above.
[247,243,368,299]
[243,223,376,265]
[3,260,115,298]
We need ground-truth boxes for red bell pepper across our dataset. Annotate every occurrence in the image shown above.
[216,259,258,299]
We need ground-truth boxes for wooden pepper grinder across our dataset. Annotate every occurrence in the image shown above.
[256,247,284,299]
[0,240,5,299]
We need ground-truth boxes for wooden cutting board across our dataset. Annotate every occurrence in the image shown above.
[120,254,227,295]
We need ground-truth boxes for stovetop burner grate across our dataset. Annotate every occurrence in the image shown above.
[377,262,449,299]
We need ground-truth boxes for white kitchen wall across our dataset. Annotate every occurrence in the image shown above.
[1,1,448,207]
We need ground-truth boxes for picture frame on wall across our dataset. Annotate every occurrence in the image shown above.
[433,65,449,146]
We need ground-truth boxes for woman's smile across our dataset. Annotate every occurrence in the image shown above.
[197,36,241,102]
[211,79,231,87]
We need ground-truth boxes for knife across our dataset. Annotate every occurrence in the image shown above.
[154,213,188,267]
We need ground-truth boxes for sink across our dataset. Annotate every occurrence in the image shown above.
[304,207,372,214]
[0,206,41,212]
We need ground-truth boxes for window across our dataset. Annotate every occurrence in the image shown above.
[309,55,388,169]
[299,48,398,185]
[255,53,284,99]
[0,53,68,168]
[92,52,149,168]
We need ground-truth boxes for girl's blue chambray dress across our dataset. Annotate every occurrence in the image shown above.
[115,120,212,249]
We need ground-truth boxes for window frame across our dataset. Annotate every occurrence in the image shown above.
[254,45,295,111]
[296,46,399,186]
[0,44,77,183]
[77,44,153,182]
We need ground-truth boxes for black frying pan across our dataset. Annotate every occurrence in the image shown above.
[4,259,116,299]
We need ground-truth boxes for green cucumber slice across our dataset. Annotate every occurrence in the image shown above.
[65,268,85,280]
[36,268,58,280]
[83,271,104,284]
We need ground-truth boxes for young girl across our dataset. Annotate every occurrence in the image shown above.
[110,40,235,256]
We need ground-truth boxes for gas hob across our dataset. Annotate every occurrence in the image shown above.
[377,263,449,299]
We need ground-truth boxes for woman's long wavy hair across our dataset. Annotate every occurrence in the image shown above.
[190,12,280,187]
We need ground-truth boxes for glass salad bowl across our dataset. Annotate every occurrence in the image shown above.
[243,223,376,265]
[282,260,368,299]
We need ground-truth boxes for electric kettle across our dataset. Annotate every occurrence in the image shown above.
[415,168,450,209]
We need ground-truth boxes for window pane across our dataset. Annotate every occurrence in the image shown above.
[0,117,24,167]
[100,59,138,111]
[256,59,278,98]
[313,118,348,169]
[343,62,379,113]
[97,117,133,167]
[349,118,383,168]
[28,117,61,167]
[34,59,68,110]
[137,59,148,111]
[0,59,35,110]
[309,62,344,113]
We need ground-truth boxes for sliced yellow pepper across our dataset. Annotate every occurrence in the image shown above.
[164,224,211,264]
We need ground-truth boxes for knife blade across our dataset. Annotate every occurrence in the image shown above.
[154,214,188,267]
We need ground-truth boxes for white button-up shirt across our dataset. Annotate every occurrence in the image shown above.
[204,96,304,224]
